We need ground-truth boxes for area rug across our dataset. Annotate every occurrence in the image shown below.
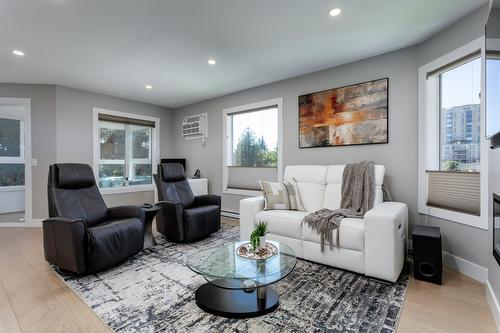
[54,225,409,333]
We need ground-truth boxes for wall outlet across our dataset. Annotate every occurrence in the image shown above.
[31,158,38,166]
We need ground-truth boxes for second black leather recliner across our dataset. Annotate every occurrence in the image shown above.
[43,163,146,275]
[155,163,221,242]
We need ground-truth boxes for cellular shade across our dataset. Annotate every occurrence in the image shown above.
[227,166,277,191]
[426,170,480,216]
[98,114,155,127]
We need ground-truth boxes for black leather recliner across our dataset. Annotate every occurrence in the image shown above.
[43,163,146,275]
[155,163,221,242]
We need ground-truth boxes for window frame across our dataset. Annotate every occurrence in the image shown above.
[222,98,283,196]
[92,108,160,195]
[418,37,488,230]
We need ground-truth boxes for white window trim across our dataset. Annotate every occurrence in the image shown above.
[92,107,160,195]
[418,36,488,230]
[222,98,283,196]
[0,97,33,227]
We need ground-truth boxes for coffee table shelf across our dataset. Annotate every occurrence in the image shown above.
[186,240,296,318]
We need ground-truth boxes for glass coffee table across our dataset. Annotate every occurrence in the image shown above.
[186,240,296,318]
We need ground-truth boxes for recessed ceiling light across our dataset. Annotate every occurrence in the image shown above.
[328,8,341,17]
[145,85,153,90]
[12,49,25,56]
[207,59,216,65]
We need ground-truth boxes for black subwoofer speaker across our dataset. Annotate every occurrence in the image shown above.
[412,225,442,285]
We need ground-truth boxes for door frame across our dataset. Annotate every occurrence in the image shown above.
[0,98,32,227]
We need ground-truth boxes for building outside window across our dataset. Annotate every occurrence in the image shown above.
[439,57,481,172]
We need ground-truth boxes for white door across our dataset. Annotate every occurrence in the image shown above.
[0,98,31,226]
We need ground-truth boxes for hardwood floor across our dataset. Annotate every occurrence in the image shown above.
[0,222,497,333]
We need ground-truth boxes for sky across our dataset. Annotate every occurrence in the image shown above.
[440,57,481,109]
[232,107,278,151]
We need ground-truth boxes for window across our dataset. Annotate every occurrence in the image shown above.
[418,37,487,229]
[0,116,24,187]
[439,57,481,172]
[223,99,282,195]
[93,108,159,193]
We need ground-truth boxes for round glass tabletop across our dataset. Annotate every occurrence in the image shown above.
[186,240,297,289]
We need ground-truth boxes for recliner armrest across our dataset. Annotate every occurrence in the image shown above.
[193,195,221,207]
[42,217,88,274]
[364,202,408,282]
[156,200,186,240]
[107,205,146,223]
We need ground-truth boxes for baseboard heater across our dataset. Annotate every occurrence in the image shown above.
[221,210,239,220]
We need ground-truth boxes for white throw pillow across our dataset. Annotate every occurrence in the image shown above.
[260,179,305,211]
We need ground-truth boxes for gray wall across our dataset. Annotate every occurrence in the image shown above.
[0,84,173,219]
[55,86,174,214]
[171,46,419,221]
[487,3,500,324]
[414,3,491,268]
[171,3,493,270]
[0,84,57,219]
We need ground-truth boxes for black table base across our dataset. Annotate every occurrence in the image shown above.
[195,279,279,318]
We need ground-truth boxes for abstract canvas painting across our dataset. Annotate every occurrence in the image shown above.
[299,78,388,148]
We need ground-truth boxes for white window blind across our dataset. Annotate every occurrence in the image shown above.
[426,171,480,216]
[227,166,277,191]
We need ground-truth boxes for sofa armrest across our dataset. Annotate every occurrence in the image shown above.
[193,195,221,207]
[239,196,265,241]
[156,200,185,240]
[107,205,146,223]
[42,217,88,274]
[364,202,408,282]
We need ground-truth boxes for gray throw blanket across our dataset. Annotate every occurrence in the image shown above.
[302,161,375,251]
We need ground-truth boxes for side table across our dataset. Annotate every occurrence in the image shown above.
[142,204,161,249]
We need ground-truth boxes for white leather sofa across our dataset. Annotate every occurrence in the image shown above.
[239,165,408,282]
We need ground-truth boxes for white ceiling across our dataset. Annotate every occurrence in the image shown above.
[0,0,487,108]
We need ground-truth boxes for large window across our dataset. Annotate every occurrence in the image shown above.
[94,109,159,192]
[439,57,481,172]
[223,99,282,195]
[418,38,487,229]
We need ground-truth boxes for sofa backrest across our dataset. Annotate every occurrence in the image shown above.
[283,164,385,212]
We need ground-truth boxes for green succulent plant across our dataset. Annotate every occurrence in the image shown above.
[250,222,268,250]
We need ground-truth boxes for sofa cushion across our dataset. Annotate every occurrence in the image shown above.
[284,165,327,212]
[302,217,365,251]
[255,210,308,239]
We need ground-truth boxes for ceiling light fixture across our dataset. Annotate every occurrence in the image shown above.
[207,59,216,65]
[12,49,25,56]
[145,85,153,90]
[328,8,341,17]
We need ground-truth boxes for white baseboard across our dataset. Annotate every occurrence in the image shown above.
[442,251,488,283]
[486,280,500,332]
[221,210,239,220]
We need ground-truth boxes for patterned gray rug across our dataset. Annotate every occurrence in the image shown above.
[54,225,409,333]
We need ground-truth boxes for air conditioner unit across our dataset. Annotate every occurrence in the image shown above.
[182,113,207,140]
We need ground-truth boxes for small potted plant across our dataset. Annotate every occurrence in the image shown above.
[250,222,268,251]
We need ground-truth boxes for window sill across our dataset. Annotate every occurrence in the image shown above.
[224,188,262,197]
[0,185,25,192]
[99,185,155,195]
[419,205,487,230]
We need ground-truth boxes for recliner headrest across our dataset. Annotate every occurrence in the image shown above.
[160,163,186,182]
[53,163,96,189]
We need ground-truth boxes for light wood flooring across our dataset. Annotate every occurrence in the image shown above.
[0,220,497,333]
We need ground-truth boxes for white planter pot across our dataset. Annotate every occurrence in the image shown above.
[258,236,267,249]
